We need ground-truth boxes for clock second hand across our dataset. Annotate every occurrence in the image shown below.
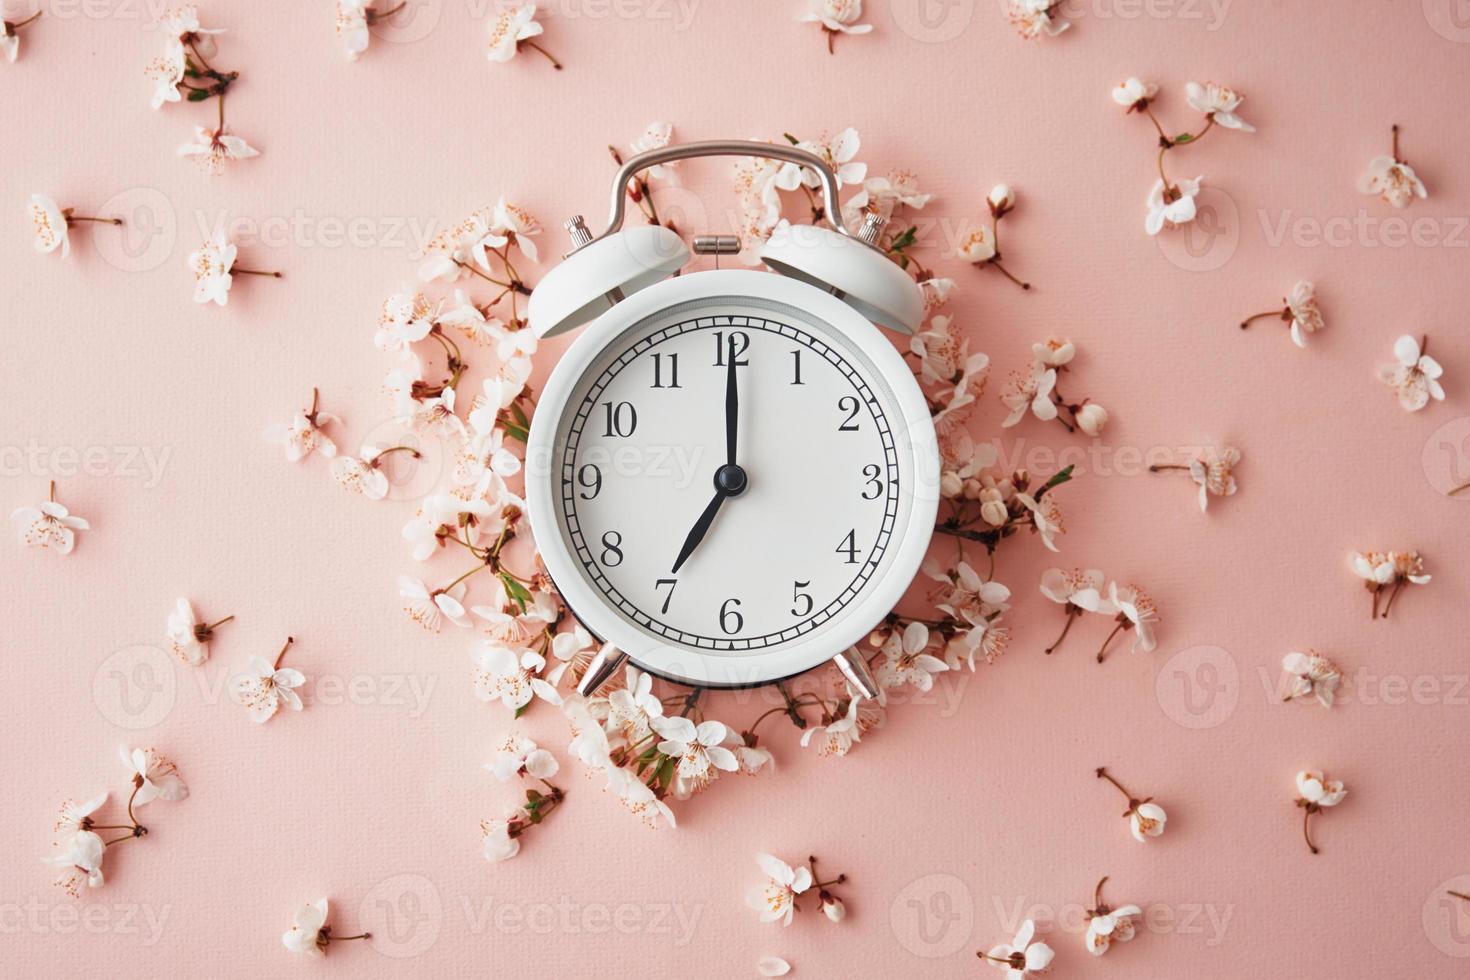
[671,333,746,575]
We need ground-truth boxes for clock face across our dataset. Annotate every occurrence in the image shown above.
[528,273,937,687]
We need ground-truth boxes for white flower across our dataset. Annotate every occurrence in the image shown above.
[1108,582,1159,654]
[604,766,677,828]
[1113,76,1157,109]
[1281,651,1342,708]
[1000,364,1058,427]
[1378,334,1445,412]
[47,830,106,898]
[563,698,614,770]
[166,598,232,665]
[418,208,508,282]
[800,695,863,756]
[654,716,740,797]
[281,898,329,956]
[875,622,949,692]
[481,813,522,862]
[491,196,541,262]
[402,576,472,631]
[821,893,846,922]
[1129,800,1167,842]
[776,128,865,191]
[1075,402,1108,436]
[1188,446,1241,512]
[631,121,677,180]
[27,194,69,257]
[187,232,237,305]
[1185,81,1254,132]
[757,956,792,977]
[178,126,260,175]
[749,853,813,926]
[918,275,955,313]
[1359,155,1427,208]
[1030,338,1074,368]
[12,492,89,554]
[472,641,561,710]
[486,4,542,63]
[956,225,996,263]
[1039,567,1111,613]
[2,19,23,63]
[1296,770,1347,807]
[546,626,597,685]
[1086,898,1142,956]
[52,793,108,850]
[161,5,223,49]
[1145,176,1202,235]
[375,290,434,358]
[1350,550,1395,586]
[1016,490,1064,552]
[1008,0,1069,38]
[488,733,560,782]
[119,745,188,805]
[984,919,1055,977]
[331,448,391,500]
[1286,280,1325,347]
[231,648,306,723]
[336,0,370,60]
[145,39,185,109]
[988,183,1016,213]
[798,0,873,37]
[263,403,339,462]
[607,664,666,743]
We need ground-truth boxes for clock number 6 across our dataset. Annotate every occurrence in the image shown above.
[719,597,744,635]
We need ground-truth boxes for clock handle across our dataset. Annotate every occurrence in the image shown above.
[590,140,853,247]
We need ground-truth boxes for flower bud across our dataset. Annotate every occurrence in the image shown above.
[988,183,1016,213]
[1076,402,1109,436]
[820,892,846,922]
[956,227,996,264]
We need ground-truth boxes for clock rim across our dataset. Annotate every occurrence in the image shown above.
[525,269,939,689]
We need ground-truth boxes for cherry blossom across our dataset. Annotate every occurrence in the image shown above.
[145,39,186,109]
[1281,651,1342,708]
[607,665,666,744]
[1351,549,1430,619]
[800,695,863,756]
[776,128,866,193]
[399,575,470,631]
[47,829,106,898]
[189,230,280,304]
[263,389,339,462]
[979,918,1055,977]
[1113,77,1157,111]
[1295,770,1347,854]
[28,193,122,258]
[798,0,872,53]
[1075,402,1108,435]
[1185,81,1254,132]
[654,716,741,798]
[1008,0,1069,39]
[1085,877,1142,956]
[177,125,260,175]
[874,622,949,693]
[1000,364,1058,427]
[1097,767,1167,842]
[749,853,813,926]
[282,898,371,956]
[1149,446,1240,512]
[1039,567,1112,655]
[1378,334,1445,412]
[488,733,560,782]
[12,482,89,554]
[1241,280,1325,347]
[1359,125,1427,208]
[486,4,559,68]
[1145,175,1202,234]
[52,793,108,852]
[231,637,306,723]
[1098,582,1159,659]
[2,10,41,62]
[119,745,188,806]
[630,121,677,179]
[472,641,562,710]
[167,598,233,665]
[546,626,597,686]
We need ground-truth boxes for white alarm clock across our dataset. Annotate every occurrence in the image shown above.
[525,141,939,698]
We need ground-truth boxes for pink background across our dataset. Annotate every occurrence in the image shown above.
[4,0,1470,976]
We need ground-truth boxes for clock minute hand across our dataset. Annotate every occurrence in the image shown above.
[725,333,738,466]
[670,487,728,574]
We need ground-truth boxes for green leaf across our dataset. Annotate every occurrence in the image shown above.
[510,401,530,429]
[513,703,528,719]
[1036,464,1075,499]
[186,89,211,102]
[500,572,532,612]
[1173,133,1193,144]
[889,226,918,251]
[783,132,801,146]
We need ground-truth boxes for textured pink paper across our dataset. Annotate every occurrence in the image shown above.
[4,1,1469,977]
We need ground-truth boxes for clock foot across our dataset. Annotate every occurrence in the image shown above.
[831,648,879,701]
[576,645,629,698]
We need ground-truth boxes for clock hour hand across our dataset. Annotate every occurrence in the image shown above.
[670,487,727,574]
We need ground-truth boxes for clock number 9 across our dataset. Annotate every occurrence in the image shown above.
[719,597,744,635]
[576,463,602,500]
[599,530,624,567]
[600,400,637,437]
[837,395,861,432]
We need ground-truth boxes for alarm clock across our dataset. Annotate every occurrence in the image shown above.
[525,140,939,699]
